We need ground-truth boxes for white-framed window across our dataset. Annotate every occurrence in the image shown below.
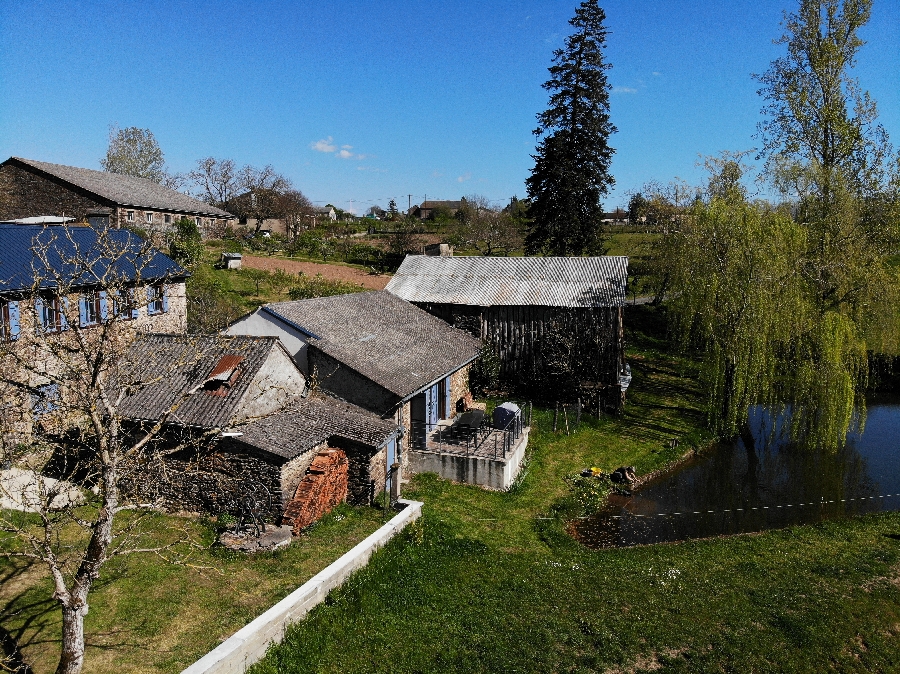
[146,284,166,315]
[195,217,201,227]
[126,210,135,222]
[146,212,154,223]
[164,214,171,224]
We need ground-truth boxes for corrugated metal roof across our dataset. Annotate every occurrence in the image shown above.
[7,157,234,218]
[116,334,284,428]
[0,224,186,293]
[264,290,481,398]
[385,255,629,308]
[231,394,399,460]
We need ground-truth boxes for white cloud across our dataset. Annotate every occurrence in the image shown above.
[338,149,355,159]
[612,86,638,94]
[457,172,472,183]
[311,137,337,153]
[652,71,661,77]
[341,144,353,150]
[357,166,387,173]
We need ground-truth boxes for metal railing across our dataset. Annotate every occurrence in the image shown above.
[407,403,530,461]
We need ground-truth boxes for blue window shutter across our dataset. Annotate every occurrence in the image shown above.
[8,301,20,340]
[99,291,108,321]
[34,297,44,332]
[162,285,169,313]
[78,296,88,327]
[60,297,69,330]
[130,289,139,320]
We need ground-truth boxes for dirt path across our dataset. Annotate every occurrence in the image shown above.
[239,255,391,290]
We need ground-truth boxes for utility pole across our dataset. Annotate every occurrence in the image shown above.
[408,194,412,213]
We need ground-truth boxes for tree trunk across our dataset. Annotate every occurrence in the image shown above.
[56,604,87,674]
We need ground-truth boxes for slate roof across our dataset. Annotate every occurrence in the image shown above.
[0,224,186,293]
[6,157,233,218]
[117,334,286,428]
[385,255,629,308]
[231,394,399,460]
[264,291,481,399]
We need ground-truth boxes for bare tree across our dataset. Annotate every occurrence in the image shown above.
[236,166,292,233]
[189,157,239,211]
[454,195,524,256]
[0,225,234,674]
[277,189,315,239]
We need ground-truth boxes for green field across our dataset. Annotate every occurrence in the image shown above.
[4,305,899,673]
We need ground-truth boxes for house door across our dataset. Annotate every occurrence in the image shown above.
[410,392,426,448]
[385,436,397,496]
[426,382,439,429]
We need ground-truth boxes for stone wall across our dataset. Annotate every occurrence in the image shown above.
[0,163,108,221]
[0,283,187,445]
[122,436,288,522]
[308,349,400,416]
[279,443,324,508]
[281,449,349,534]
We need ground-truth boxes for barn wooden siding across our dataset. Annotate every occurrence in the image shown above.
[413,302,624,390]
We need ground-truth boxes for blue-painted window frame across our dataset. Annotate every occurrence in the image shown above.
[35,294,67,333]
[1,300,20,341]
[78,291,108,327]
[146,284,167,316]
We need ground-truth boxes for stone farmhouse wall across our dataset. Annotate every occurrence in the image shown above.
[0,282,187,444]
[0,163,106,221]
[122,434,388,524]
[0,162,228,234]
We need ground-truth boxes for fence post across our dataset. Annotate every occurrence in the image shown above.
[553,402,558,432]
[576,398,582,427]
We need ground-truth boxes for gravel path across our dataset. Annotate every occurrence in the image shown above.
[240,255,391,290]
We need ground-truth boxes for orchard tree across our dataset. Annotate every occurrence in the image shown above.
[525,0,616,256]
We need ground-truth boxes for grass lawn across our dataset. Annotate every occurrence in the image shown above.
[0,505,391,673]
[247,306,900,673]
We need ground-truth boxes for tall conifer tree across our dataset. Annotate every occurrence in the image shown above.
[525,0,616,256]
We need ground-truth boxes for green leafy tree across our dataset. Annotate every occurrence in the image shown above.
[100,126,167,183]
[525,0,616,256]
[168,217,204,266]
[754,0,892,199]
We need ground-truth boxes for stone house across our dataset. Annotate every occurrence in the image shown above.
[224,290,482,470]
[116,334,399,523]
[386,255,630,401]
[408,200,464,220]
[0,157,234,236]
[0,224,188,441]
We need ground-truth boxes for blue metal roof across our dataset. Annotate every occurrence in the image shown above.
[0,225,187,293]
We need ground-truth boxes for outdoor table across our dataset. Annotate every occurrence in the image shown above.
[454,409,485,440]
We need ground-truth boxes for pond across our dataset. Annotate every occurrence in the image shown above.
[574,396,900,548]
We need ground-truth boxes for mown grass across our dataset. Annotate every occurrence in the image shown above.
[247,305,900,673]
[0,504,390,673]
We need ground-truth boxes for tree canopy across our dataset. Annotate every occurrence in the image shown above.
[525,0,616,256]
[100,126,167,183]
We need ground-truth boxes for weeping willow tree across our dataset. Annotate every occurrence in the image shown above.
[661,0,900,449]
[665,186,807,437]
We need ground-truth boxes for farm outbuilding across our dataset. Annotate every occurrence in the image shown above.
[385,255,629,401]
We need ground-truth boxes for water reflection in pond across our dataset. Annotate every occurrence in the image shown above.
[574,397,900,548]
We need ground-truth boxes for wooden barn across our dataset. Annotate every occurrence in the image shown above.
[385,256,629,400]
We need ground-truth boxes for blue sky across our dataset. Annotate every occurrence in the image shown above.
[1,0,897,213]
